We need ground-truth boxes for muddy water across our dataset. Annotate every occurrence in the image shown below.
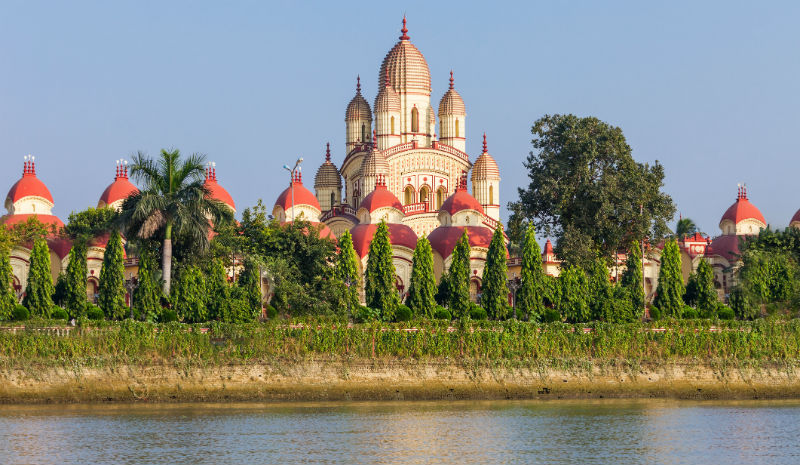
[0,400,798,464]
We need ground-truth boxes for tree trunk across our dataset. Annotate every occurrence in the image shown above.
[162,223,173,295]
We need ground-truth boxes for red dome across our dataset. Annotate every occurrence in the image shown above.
[359,179,403,213]
[6,161,54,205]
[99,167,138,207]
[274,173,321,212]
[1,213,64,229]
[427,225,493,259]
[350,223,418,258]
[439,186,484,216]
[720,188,765,226]
[708,234,742,263]
[791,208,800,225]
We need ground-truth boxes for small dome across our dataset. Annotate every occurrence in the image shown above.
[359,176,403,213]
[203,166,236,212]
[790,208,800,225]
[274,172,321,212]
[374,79,401,113]
[359,139,389,178]
[440,175,485,216]
[350,222,418,258]
[438,71,465,116]
[5,160,54,207]
[345,76,372,121]
[471,134,500,181]
[378,17,431,95]
[720,186,765,227]
[314,143,342,189]
[427,226,493,259]
[98,164,139,208]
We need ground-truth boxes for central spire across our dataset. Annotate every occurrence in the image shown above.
[449,70,454,90]
[399,15,409,40]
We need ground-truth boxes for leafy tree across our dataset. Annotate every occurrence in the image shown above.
[559,265,590,323]
[694,259,718,318]
[482,225,510,319]
[675,217,698,239]
[335,230,361,312]
[543,274,561,310]
[8,217,56,245]
[98,231,126,319]
[64,207,118,241]
[206,258,230,321]
[510,114,675,269]
[406,237,436,318]
[603,286,637,323]
[587,255,612,320]
[119,149,233,295]
[0,246,16,320]
[63,242,88,317]
[654,239,684,317]
[236,257,263,318]
[621,240,645,314]
[172,265,207,322]
[132,247,161,321]
[448,230,472,318]
[435,271,452,307]
[364,221,398,320]
[516,225,546,321]
[23,238,54,317]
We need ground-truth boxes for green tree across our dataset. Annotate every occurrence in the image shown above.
[132,247,161,321]
[621,240,645,314]
[448,230,472,318]
[559,265,590,323]
[23,238,54,317]
[435,271,452,307]
[119,149,233,295]
[335,230,361,312]
[482,225,510,319]
[236,257,262,319]
[364,221,398,320]
[516,225,546,321]
[172,265,207,322]
[406,237,436,318]
[587,255,612,321]
[510,114,675,269]
[694,259,718,318]
[98,231,126,319]
[64,207,118,241]
[0,246,16,320]
[63,242,88,317]
[206,258,230,321]
[654,239,684,317]
[675,217,698,239]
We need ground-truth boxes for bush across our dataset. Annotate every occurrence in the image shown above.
[469,305,488,321]
[265,305,278,319]
[541,308,561,323]
[159,309,178,323]
[86,304,105,320]
[717,304,735,320]
[12,305,29,321]
[394,304,412,322]
[51,306,69,320]
[433,306,451,321]
[681,306,699,319]
[648,306,661,321]
[355,305,381,323]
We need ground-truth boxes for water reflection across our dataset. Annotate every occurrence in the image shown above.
[0,400,799,464]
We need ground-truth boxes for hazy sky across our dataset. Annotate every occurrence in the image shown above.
[1,1,798,236]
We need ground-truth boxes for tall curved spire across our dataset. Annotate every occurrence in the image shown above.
[400,15,409,40]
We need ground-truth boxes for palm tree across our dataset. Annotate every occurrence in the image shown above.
[675,217,698,239]
[118,149,233,295]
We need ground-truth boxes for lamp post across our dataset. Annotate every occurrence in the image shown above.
[282,157,304,220]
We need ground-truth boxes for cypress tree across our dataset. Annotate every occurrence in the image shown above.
[63,242,88,318]
[516,225,545,321]
[364,221,398,320]
[236,257,262,320]
[482,225,510,319]
[335,230,361,311]
[448,230,471,318]
[621,240,645,314]
[435,271,451,307]
[132,248,161,321]
[172,265,207,322]
[694,259,718,317]
[588,255,612,320]
[23,238,54,317]
[654,238,684,317]
[407,237,436,318]
[98,231,126,319]
[559,265,590,323]
[0,246,16,320]
[206,258,230,321]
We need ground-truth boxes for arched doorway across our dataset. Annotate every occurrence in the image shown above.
[419,186,430,209]
[469,277,481,303]
[436,187,446,209]
[404,186,415,205]
[87,278,99,303]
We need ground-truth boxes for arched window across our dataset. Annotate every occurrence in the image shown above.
[436,187,445,209]
[455,119,460,138]
[390,116,395,135]
[361,124,367,142]
[419,186,430,207]
[411,107,419,133]
[404,186,414,205]
[489,185,494,205]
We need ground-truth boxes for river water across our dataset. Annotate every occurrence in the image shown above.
[0,400,798,464]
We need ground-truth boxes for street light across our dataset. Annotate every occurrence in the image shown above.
[283,158,304,221]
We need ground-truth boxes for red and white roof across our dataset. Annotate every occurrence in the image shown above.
[378,17,431,95]
[345,76,372,121]
[5,160,54,207]
[274,172,321,212]
[720,186,765,226]
[350,222,417,258]
[427,225,493,259]
[438,71,465,116]
[439,174,485,216]
[204,166,236,212]
[358,175,403,214]
[98,164,139,208]
[471,134,500,181]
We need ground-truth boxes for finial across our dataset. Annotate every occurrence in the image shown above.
[400,15,409,40]
[356,75,361,94]
[373,129,377,146]
[482,133,487,153]
[325,142,331,162]
[449,70,454,90]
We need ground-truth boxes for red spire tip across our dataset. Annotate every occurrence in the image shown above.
[325,142,331,162]
[482,133,487,153]
[356,75,361,93]
[449,70,454,90]
[400,15,409,40]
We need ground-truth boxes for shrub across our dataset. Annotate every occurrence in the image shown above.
[469,305,488,321]
[394,304,412,322]
[648,306,661,321]
[355,305,381,323]
[681,306,699,319]
[159,309,178,323]
[265,304,278,319]
[541,308,561,323]
[717,305,735,320]
[51,306,69,320]
[86,304,105,320]
[12,305,29,321]
[433,306,451,321]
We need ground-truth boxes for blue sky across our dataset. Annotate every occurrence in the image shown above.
[1,1,798,236]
